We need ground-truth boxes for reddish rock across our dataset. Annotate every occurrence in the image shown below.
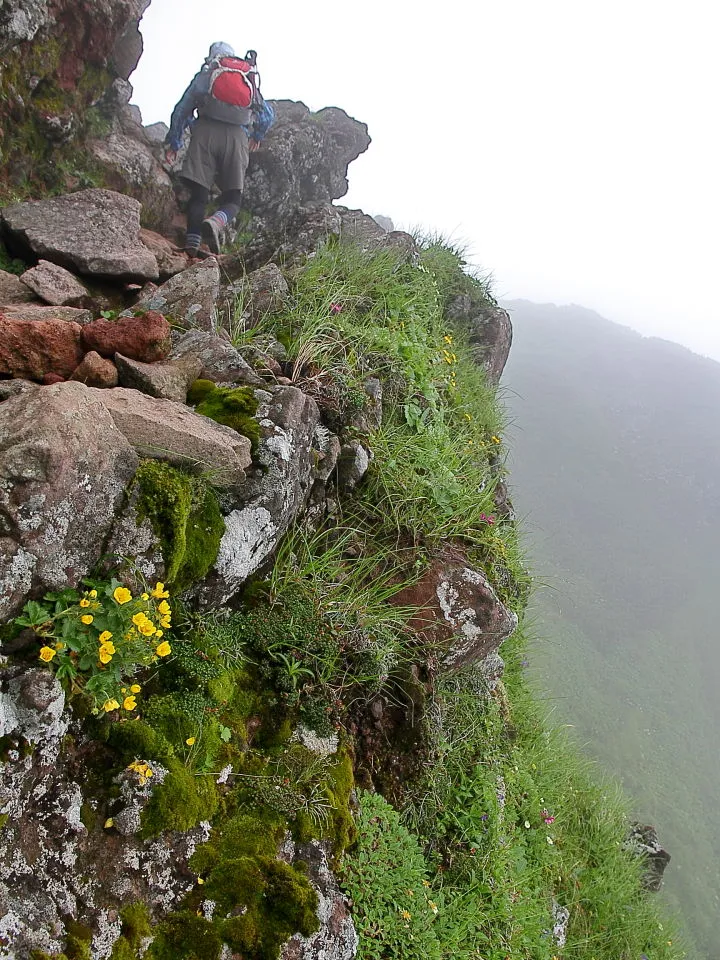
[42,373,65,385]
[70,351,119,388]
[81,310,171,362]
[139,228,187,277]
[0,315,84,380]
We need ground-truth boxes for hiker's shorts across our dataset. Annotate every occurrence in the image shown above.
[181,118,250,193]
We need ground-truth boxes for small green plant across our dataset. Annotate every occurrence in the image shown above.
[14,578,173,713]
[342,791,444,960]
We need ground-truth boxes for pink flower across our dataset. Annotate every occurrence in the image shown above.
[330,303,343,314]
[542,809,556,824]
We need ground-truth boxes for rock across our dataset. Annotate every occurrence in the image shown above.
[280,839,358,960]
[88,133,177,230]
[0,382,138,620]
[88,387,252,488]
[110,15,144,79]
[392,552,518,672]
[624,823,672,892]
[373,214,394,232]
[134,258,220,330]
[0,669,69,747]
[42,373,66,385]
[0,268,37,304]
[468,304,513,385]
[170,329,263,386]
[144,121,169,144]
[115,352,202,402]
[246,262,289,318]
[347,378,383,435]
[0,189,159,282]
[337,441,372,493]
[20,260,89,307]
[198,386,324,606]
[82,310,171,362]
[103,488,165,585]
[139,228,187,277]
[0,303,93,325]
[243,101,370,239]
[0,315,84,380]
[0,380,37,403]
[70,351,119,388]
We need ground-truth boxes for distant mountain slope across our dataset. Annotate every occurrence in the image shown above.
[501,299,720,959]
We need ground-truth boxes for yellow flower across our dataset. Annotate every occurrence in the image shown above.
[113,586,132,605]
[159,616,171,629]
[151,582,169,599]
[89,590,98,599]
[100,641,116,655]
[130,684,141,694]
[141,593,149,601]
[104,818,114,829]
[80,614,93,625]
[443,334,453,344]
[99,648,113,665]
[186,737,196,746]
[54,641,65,651]
[138,622,156,637]
[123,696,137,711]
[428,901,438,914]
[103,699,120,713]
[79,598,90,608]
[156,640,172,658]
[98,631,113,644]
[132,612,148,627]
[491,435,501,444]
[157,600,171,616]
[197,877,205,885]
[422,880,430,888]
[401,910,411,921]
[39,646,56,663]
[155,629,164,639]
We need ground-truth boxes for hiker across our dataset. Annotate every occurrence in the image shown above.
[164,42,275,258]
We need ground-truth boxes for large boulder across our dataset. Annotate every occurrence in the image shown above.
[88,387,252,489]
[1,190,159,282]
[134,258,220,330]
[198,385,330,606]
[0,382,138,620]
[243,102,370,237]
[0,315,84,380]
[393,551,518,672]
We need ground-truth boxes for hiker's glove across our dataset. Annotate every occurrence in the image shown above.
[164,147,177,164]
[249,139,260,153]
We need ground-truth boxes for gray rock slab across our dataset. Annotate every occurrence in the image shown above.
[0,303,93,325]
[115,352,202,402]
[170,329,263,386]
[20,260,89,306]
[89,386,252,488]
[1,188,159,282]
[134,258,219,329]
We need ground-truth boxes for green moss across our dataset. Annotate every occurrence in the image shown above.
[148,912,222,960]
[134,460,224,593]
[140,759,219,838]
[109,903,153,960]
[187,379,218,406]
[107,719,175,764]
[79,804,96,832]
[195,386,261,453]
[64,920,92,960]
[324,747,356,855]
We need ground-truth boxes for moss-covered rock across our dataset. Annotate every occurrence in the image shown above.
[195,385,261,453]
[134,460,224,593]
[140,759,220,838]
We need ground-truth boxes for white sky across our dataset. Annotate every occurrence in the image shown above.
[131,0,720,360]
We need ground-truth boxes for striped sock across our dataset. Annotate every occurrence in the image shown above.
[185,232,201,251]
[210,210,229,227]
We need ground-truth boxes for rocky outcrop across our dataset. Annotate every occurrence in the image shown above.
[19,260,90,307]
[170,329,264,386]
[445,294,513,385]
[624,823,672,892]
[393,551,518,672]
[0,382,138,620]
[134,258,220,330]
[1,190,159,282]
[242,101,370,238]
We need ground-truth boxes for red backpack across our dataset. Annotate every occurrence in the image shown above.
[208,55,259,109]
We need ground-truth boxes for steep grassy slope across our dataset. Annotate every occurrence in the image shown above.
[502,298,720,958]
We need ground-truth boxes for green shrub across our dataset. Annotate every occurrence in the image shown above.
[342,792,443,960]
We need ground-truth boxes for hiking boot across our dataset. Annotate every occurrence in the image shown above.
[201,217,223,254]
[185,244,214,261]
